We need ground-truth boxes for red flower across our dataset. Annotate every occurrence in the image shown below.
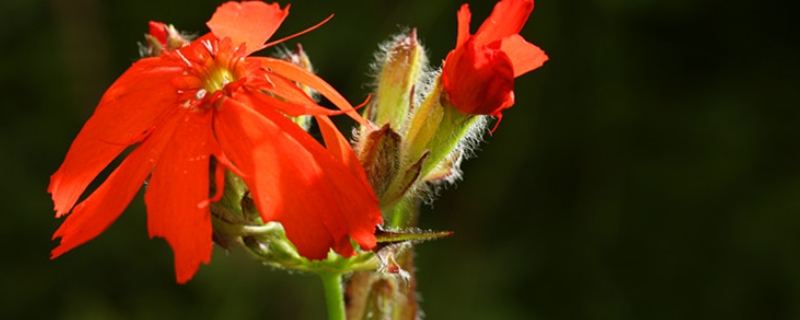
[442,0,548,122]
[49,1,383,283]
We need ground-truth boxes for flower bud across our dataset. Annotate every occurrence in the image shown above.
[356,124,402,198]
[139,21,190,57]
[441,0,547,124]
[367,29,426,129]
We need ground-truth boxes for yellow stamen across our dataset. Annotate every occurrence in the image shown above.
[203,66,234,93]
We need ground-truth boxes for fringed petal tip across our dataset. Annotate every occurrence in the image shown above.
[456,4,472,48]
[173,251,212,284]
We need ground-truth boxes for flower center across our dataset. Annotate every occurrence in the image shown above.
[202,65,234,94]
[174,38,246,110]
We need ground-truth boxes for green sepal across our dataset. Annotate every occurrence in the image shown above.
[357,124,402,198]
[374,227,453,244]
[380,151,429,209]
[369,29,426,129]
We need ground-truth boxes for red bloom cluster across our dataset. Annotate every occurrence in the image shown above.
[49,1,382,283]
[443,0,548,122]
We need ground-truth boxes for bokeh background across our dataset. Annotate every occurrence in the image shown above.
[3,0,799,319]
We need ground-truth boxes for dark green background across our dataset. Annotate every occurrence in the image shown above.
[3,0,799,319]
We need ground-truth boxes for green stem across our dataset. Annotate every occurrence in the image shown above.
[389,197,416,229]
[320,272,346,320]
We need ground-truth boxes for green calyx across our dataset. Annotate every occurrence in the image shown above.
[368,29,426,130]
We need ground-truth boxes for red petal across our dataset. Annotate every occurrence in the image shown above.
[443,39,515,116]
[214,96,382,260]
[243,69,346,117]
[51,109,183,259]
[455,4,472,48]
[49,57,184,217]
[497,34,548,77]
[247,68,319,106]
[315,115,371,187]
[246,88,345,118]
[473,0,534,47]
[144,109,215,284]
[255,57,369,126]
[206,1,289,55]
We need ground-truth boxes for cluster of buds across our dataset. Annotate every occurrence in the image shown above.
[359,30,485,221]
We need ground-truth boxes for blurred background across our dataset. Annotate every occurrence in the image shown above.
[3,0,799,319]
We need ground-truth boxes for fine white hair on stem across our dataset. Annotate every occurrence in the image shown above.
[416,115,490,205]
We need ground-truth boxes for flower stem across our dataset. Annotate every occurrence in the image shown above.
[320,272,346,320]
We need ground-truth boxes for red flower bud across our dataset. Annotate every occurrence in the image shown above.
[442,0,548,122]
[148,21,168,46]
